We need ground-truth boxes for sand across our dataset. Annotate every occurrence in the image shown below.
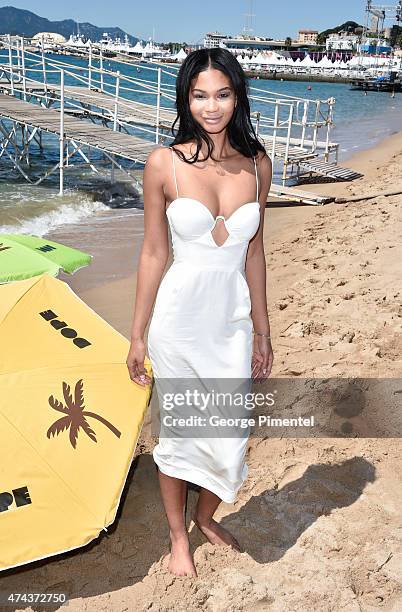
[2,134,401,611]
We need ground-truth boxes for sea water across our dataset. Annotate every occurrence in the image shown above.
[0,53,401,236]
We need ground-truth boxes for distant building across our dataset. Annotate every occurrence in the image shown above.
[203,30,324,52]
[326,32,358,51]
[359,37,392,54]
[203,32,228,48]
[204,31,287,51]
[298,30,318,44]
[32,32,67,45]
[204,31,278,51]
[225,35,280,51]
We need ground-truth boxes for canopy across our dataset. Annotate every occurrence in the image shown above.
[132,41,145,52]
[0,233,92,283]
[318,56,334,68]
[171,48,187,60]
[0,273,152,572]
[254,52,266,64]
[300,55,314,66]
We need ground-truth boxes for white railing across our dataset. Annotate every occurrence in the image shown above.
[0,35,338,185]
[0,51,173,144]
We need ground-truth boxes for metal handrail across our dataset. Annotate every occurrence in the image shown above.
[0,35,338,186]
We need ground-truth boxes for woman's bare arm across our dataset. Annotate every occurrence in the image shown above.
[245,151,273,336]
[129,147,170,342]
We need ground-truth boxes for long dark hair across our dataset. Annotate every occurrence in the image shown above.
[170,48,266,164]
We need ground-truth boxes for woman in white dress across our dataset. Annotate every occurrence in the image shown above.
[127,48,273,577]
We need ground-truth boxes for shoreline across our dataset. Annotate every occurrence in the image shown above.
[245,70,356,84]
[2,48,392,86]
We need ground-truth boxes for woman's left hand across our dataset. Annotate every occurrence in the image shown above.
[251,335,274,383]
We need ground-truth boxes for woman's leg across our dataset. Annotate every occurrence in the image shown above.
[192,487,242,551]
[156,467,197,576]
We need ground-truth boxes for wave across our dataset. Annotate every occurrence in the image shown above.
[0,198,110,237]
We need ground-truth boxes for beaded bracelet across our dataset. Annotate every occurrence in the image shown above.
[253,331,271,338]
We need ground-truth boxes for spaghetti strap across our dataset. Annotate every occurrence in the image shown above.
[253,155,259,201]
[170,147,179,199]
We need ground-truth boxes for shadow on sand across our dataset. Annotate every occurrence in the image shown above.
[0,455,375,609]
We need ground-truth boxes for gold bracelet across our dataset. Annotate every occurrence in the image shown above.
[253,331,271,338]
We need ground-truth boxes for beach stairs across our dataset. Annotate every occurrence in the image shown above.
[258,133,363,183]
[297,158,363,182]
[269,184,334,206]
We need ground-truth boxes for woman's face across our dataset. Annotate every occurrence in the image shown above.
[189,67,236,133]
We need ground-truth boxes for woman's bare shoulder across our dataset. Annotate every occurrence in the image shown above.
[256,148,272,173]
[145,145,171,169]
[256,148,270,163]
[146,143,190,165]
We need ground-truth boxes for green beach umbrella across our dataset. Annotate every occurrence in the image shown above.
[0,234,92,284]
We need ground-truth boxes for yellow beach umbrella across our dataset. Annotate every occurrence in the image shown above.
[0,273,153,572]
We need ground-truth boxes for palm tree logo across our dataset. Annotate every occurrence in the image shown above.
[47,379,121,449]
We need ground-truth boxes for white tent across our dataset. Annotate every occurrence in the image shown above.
[301,55,314,66]
[171,48,187,61]
[64,34,86,48]
[274,55,287,66]
[318,56,333,68]
[264,54,281,66]
[132,41,144,53]
[254,52,266,64]
[241,55,253,65]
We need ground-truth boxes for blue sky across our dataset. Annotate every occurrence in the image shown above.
[1,1,366,43]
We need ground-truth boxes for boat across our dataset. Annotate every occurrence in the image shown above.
[350,70,402,91]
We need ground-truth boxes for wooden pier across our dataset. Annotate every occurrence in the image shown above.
[0,78,177,129]
[0,92,159,192]
[0,36,365,203]
[0,94,157,161]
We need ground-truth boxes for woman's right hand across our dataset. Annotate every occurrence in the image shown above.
[126,337,152,387]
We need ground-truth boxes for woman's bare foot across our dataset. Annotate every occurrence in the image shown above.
[192,513,242,552]
[163,532,197,577]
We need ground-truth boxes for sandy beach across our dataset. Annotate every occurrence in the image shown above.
[2,134,401,610]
